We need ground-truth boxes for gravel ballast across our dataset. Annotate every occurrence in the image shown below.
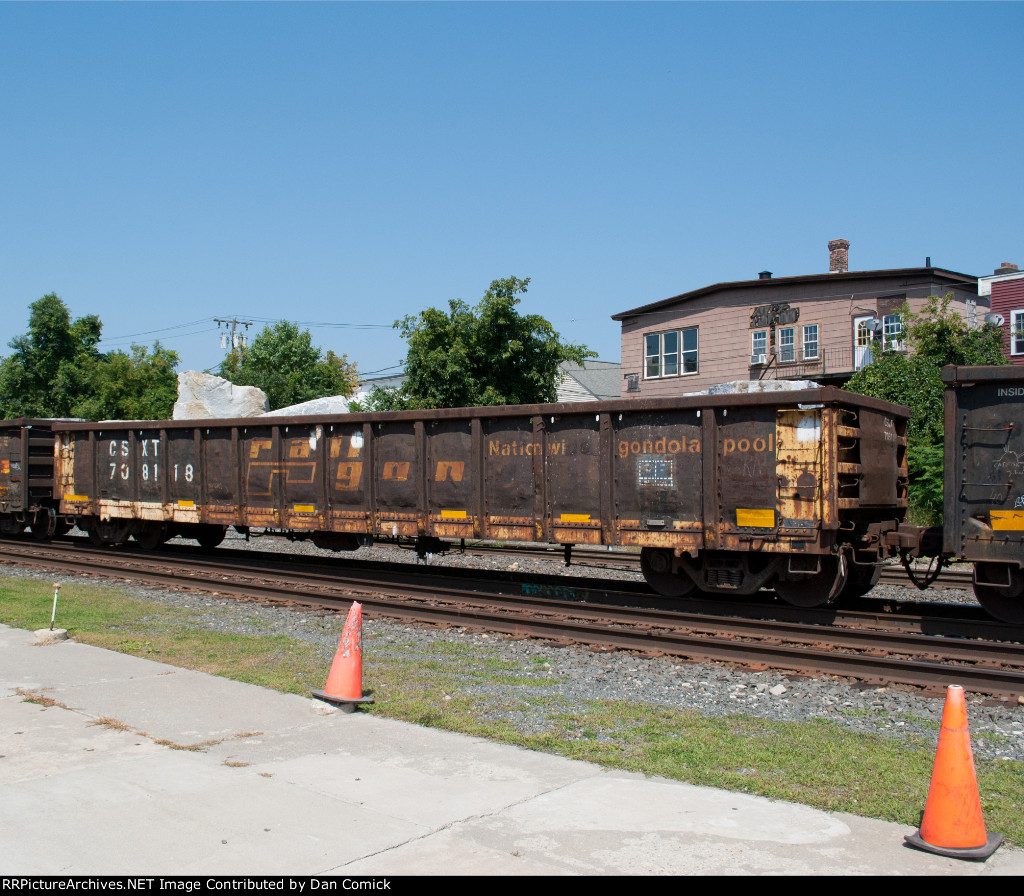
[8,529,1024,764]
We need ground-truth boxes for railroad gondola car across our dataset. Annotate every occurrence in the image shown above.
[0,418,66,539]
[48,385,911,610]
[936,365,1024,623]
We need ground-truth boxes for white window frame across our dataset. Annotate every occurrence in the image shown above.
[777,326,796,363]
[801,324,819,361]
[644,328,698,378]
[751,330,767,365]
[883,313,904,351]
[1012,310,1024,356]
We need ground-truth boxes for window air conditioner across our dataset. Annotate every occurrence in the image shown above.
[750,353,767,365]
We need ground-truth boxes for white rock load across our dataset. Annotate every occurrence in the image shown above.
[172,371,269,420]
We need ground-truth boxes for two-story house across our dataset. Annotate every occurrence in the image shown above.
[613,239,985,397]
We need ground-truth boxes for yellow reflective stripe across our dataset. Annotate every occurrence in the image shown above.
[559,514,592,523]
[736,508,775,528]
[440,510,467,519]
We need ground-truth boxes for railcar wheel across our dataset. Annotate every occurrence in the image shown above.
[30,510,56,541]
[640,548,696,598]
[195,525,226,550]
[973,563,1024,625]
[836,563,881,602]
[86,519,132,546]
[133,524,167,552]
[774,555,847,608]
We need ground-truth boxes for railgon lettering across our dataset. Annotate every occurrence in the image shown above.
[618,437,701,459]
[998,387,1024,397]
[488,439,568,457]
[723,433,774,456]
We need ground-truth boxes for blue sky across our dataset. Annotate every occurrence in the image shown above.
[2,2,1021,380]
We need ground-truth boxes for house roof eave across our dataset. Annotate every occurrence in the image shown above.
[610,267,978,322]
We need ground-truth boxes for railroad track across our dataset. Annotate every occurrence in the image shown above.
[2,539,1023,700]
[454,540,977,589]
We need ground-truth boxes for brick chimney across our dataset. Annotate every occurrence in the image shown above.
[995,262,1019,275]
[828,239,850,273]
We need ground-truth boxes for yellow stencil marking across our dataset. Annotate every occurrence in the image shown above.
[435,461,465,482]
[383,462,410,481]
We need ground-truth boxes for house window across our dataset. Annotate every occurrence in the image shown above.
[751,330,767,365]
[802,324,819,361]
[645,328,697,378]
[778,327,796,363]
[883,314,904,351]
[1013,311,1024,356]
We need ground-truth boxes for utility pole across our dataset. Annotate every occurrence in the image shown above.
[215,318,253,353]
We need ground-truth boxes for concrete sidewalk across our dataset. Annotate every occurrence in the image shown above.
[1,622,1022,876]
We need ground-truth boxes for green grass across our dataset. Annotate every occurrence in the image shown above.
[3,574,1023,845]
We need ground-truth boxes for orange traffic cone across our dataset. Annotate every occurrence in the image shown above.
[312,601,374,713]
[905,685,1002,859]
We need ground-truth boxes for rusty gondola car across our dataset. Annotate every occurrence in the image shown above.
[936,365,1024,623]
[0,418,65,539]
[48,385,912,610]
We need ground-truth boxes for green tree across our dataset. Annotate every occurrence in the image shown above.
[73,343,180,421]
[0,293,102,417]
[219,321,358,411]
[845,293,1006,522]
[360,276,594,410]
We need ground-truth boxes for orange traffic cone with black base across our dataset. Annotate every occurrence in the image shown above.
[312,601,374,713]
[905,684,1001,859]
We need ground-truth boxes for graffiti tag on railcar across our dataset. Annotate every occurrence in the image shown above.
[995,450,1024,477]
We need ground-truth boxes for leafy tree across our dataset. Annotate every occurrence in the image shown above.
[73,343,180,421]
[845,293,1006,522]
[359,276,594,411]
[0,293,102,417]
[219,321,358,411]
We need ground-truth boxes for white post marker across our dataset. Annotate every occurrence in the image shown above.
[35,583,68,645]
[50,583,60,631]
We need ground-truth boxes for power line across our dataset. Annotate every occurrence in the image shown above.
[102,318,214,340]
